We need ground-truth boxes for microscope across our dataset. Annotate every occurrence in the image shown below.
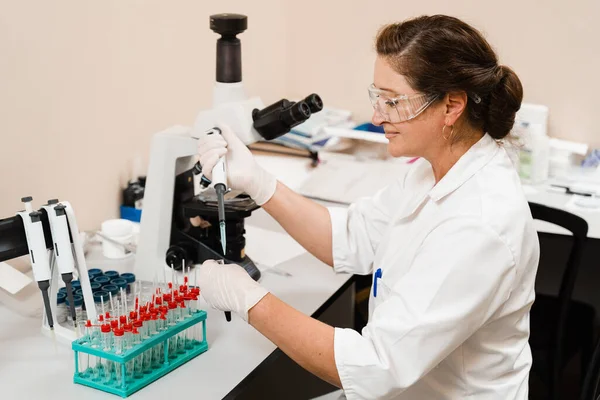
[134,14,323,284]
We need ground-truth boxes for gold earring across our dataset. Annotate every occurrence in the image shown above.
[442,124,454,140]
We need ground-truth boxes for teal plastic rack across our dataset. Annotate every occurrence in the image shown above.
[72,310,208,397]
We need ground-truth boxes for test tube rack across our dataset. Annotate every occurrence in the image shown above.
[72,310,208,397]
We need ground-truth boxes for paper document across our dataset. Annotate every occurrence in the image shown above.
[0,262,32,294]
[322,127,388,144]
[244,225,306,268]
[298,157,412,204]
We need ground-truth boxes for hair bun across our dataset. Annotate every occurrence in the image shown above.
[484,65,523,140]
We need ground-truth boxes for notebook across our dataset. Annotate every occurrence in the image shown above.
[298,156,413,205]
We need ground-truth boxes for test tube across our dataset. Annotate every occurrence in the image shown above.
[113,328,124,386]
[56,292,67,325]
[142,313,151,340]
[176,302,186,353]
[149,313,158,335]
[143,340,152,372]
[167,302,177,326]
[66,294,84,324]
[88,268,103,280]
[104,270,120,281]
[113,328,124,354]
[132,326,143,379]
[112,278,128,300]
[90,282,102,292]
[123,323,133,349]
[183,295,192,319]
[94,291,109,320]
[71,280,81,292]
[190,293,198,314]
[87,318,101,379]
[120,322,132,384]
[126,328,137,382]
[93,275,111,287]
[121,273,136,294]
[158,312,167,332]
[105,285,119,305]
[167,305,177,358]
[83,320,95,375]
[100,323,112,382]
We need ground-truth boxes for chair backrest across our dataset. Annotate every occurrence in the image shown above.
[529,202,589,392]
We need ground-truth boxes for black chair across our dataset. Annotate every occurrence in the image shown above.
[529,202,595,400]
[580,336,600,400]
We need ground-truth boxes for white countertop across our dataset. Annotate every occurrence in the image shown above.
[253,152,600,239]
[0,209,352,400]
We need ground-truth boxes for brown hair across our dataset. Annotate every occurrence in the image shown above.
[375,15,523,140]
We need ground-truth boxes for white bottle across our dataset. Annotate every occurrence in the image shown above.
[518,122,549,184]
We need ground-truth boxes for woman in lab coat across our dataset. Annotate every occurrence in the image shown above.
[197,15,539,399]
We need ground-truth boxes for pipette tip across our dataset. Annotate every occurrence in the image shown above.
[220,222,227,255]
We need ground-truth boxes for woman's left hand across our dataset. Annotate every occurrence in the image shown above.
[197,260,269,322]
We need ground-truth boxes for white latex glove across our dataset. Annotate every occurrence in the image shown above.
[197,260,269,322]
[197,124,277,206]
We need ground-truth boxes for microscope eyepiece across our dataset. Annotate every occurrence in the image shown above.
[252,93,323,141]
[210,14,247,37]
[281,101,311,126]
[210,14,248,83]
[303,94,323,113]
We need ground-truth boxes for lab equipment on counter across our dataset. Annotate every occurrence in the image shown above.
[548,138,589,178]
[514,103,550,184]
[100,219,135,259]
[282,106,354,147]
[41,200,78,323]
[72,273,207,397]
[0,196,97,344]
[582,149,600,168]
[17,197,55,330]
[120,156,146,223]
[134,13,323,318]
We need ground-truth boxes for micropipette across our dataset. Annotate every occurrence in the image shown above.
[42,200,78,324]
[206,127,228,255]
[17,197,54,330]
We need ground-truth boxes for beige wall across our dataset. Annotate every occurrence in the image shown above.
[0,1,289,230]
[1,1,599,230]
[285,0,600,145]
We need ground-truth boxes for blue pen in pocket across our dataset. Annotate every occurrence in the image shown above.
[374,268,383,297]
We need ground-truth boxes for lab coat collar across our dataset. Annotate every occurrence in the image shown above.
[427,134,500,202]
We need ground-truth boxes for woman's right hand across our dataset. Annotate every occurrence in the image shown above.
[197,124,277,206]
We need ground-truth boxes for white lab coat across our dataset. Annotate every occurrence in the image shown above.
[329,134,539,399]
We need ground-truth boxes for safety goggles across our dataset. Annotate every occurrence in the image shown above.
[368,84,438,123]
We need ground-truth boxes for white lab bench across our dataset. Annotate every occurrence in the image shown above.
[0,207,353,400]
[523,184,600,239]
[3,152,598,400]
[254,152,600,238]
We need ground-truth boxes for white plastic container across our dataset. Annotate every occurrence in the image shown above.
[100,219,133,259]
[514,103,550,184]
[518,123,550,184]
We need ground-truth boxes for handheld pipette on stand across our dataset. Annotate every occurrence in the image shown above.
[17,197,54,330]
[41,200,77,325]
